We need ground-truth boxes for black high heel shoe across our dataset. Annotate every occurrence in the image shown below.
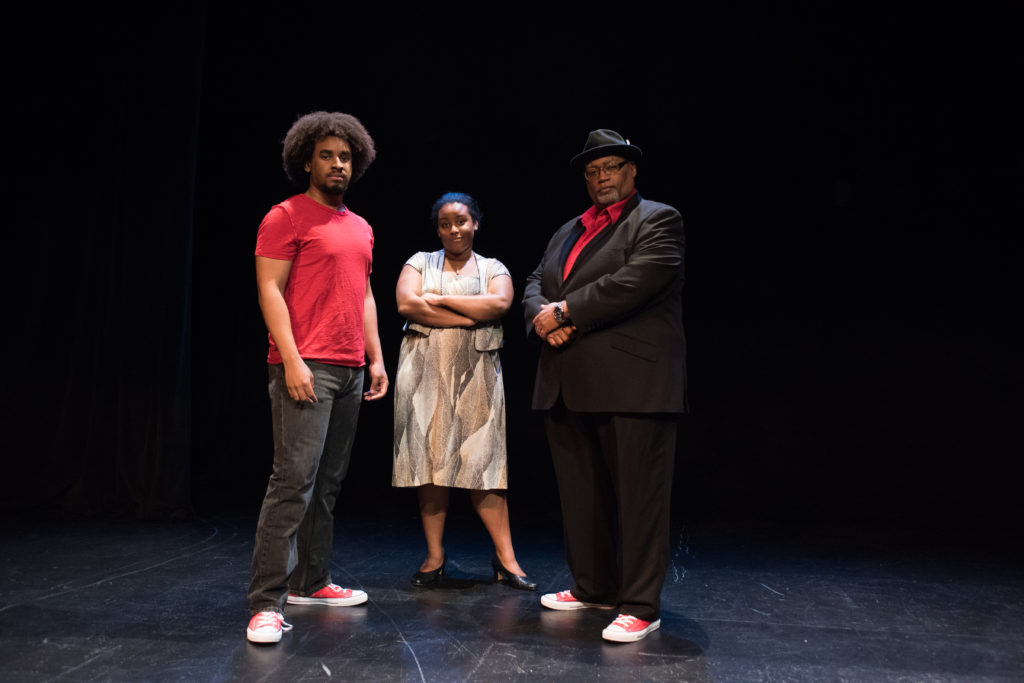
[411,553,447,588]
[492,554,537,591]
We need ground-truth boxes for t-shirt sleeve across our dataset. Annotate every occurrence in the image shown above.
[255,205,297,260]
[366,220,374,275]
[404,252,427,272]
[486,258,511,282]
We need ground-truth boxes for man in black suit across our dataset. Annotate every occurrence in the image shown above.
[523,129,686,643]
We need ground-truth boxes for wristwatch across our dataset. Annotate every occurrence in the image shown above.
[553,301,567,325]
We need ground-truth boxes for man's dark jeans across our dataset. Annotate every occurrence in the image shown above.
[248,361,364,614]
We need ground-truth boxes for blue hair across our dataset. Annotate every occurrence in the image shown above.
[430,192,482,227]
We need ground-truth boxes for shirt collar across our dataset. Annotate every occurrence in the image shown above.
[581,190,637,232]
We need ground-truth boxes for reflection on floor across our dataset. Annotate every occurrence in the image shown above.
[1,507,1021,681]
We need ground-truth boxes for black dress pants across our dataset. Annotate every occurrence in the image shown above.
[544,397,677,622]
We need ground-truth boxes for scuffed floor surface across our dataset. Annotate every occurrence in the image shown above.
[0,510,1021,681]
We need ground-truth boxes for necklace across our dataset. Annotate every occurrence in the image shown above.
[445,253,472,276]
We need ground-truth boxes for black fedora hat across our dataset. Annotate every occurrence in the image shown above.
[570,129,643,172]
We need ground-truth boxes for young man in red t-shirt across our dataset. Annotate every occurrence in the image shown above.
[246,111,388,644]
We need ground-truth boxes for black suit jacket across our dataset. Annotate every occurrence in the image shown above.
[522,193,687,413]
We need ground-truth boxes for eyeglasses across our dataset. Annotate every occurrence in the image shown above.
[583,160,630,180]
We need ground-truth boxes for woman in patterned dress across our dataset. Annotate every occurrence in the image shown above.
[393,192,534,590]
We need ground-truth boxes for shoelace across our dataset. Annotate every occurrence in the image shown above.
[558,590,575,600]
[610,614,639,629]
[252,612,293,632]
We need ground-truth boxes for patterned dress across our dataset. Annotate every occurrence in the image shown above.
[392,251,509,490]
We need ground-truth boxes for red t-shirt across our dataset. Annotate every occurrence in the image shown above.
[255,194,374,366]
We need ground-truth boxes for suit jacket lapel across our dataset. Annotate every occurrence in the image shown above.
[545,225,578,298]
[562,193,642,290]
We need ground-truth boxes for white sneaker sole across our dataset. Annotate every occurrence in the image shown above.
[540,593,585,610]
[246,627,282,644]
[602,618,661,643]
[540,594,616,611]
[287,590,368,607]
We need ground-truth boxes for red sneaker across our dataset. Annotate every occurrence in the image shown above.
[540,590,584,610]
[246,610,292,644]
[541,589,615,611]
[602,614,661,642]
[287,583,368,607]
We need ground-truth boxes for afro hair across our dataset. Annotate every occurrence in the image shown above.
[281,111,377,187]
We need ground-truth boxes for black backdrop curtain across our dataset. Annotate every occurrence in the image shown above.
[2,4,1018,531]
[3,4,205,519]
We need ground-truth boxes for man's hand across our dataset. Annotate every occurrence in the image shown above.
[546,324,577,348]
[363,360,389,401]
[284,358,317,403]
[532,300,569,338]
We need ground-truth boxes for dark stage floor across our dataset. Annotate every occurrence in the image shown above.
[1,507,1021,682]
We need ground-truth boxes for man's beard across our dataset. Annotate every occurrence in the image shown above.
[323,177,349,195]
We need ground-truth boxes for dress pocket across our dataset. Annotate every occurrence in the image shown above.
[404,321,432,337]
[474,324,504,351]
